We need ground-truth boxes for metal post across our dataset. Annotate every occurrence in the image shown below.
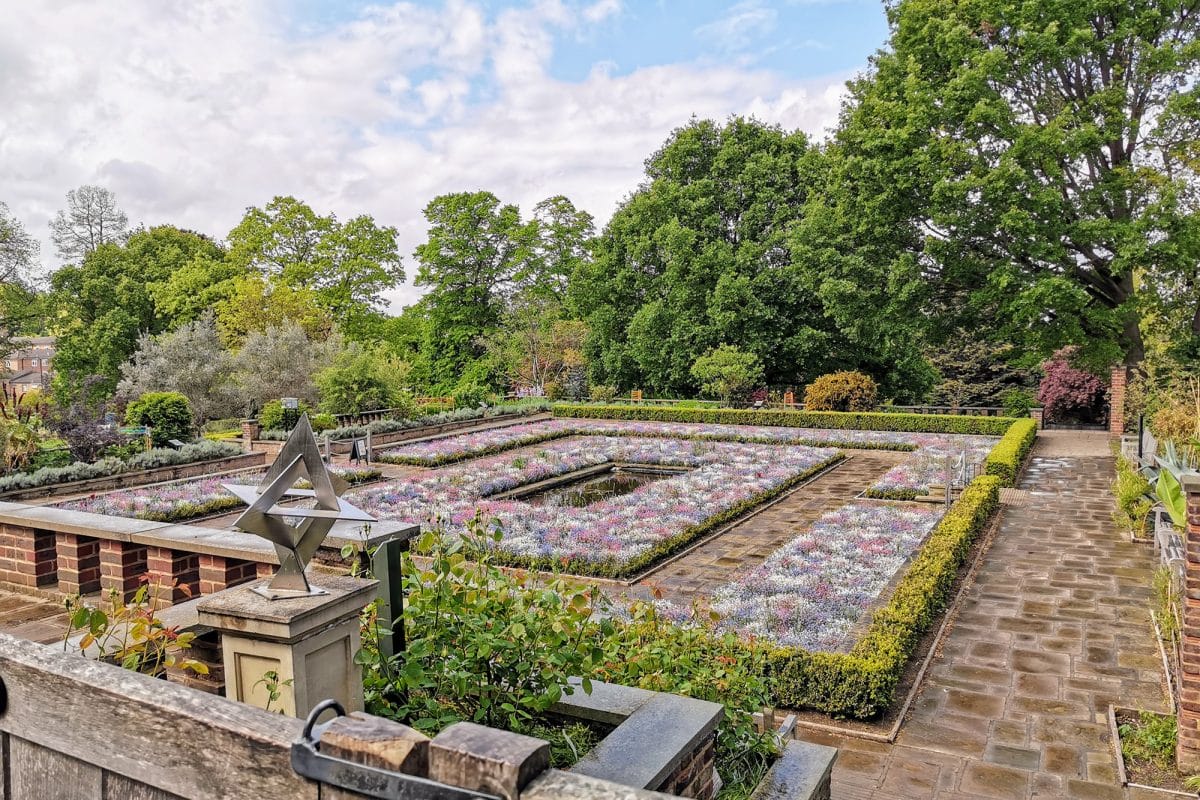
[371,537,407,659]
[365,430,372,465]
[1138,414,1145,461]
[324,433,330,463]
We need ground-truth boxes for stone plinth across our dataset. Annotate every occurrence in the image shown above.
[197,572,377,718]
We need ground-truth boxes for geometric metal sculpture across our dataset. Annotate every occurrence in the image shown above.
[223,413,374,600]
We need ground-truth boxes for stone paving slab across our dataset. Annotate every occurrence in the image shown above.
[794,431,1168,799]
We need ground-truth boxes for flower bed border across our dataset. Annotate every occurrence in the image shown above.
[467,452,847,580]
[377,423,916,467]
[0,450,267,502]
[553,404,1018,435]
[766,475,1002,719]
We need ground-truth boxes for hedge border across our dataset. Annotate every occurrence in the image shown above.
[553,404,1018,436]
[983,418,1037,487]
[377,426,914,467]
[766,475,1001,718]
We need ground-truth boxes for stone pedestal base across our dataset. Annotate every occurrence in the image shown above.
[197,572,377,718]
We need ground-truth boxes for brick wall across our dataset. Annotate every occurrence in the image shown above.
[659,733,717,800]
[1110,367,1127,437]
[1178,476,1200,771]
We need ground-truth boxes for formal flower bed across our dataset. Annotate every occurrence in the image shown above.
[696,502,943,651]
[350,436,841,577]
[866,438,996,499]
[377,418,997,467]
[54,465,383,523]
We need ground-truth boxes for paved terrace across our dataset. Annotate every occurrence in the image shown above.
[796,430,1169,800]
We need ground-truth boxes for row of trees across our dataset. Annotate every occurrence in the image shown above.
[3,0,1197,414]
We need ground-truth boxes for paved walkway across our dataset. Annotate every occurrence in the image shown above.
[795,431,1169,799]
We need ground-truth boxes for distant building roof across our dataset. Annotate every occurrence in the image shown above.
[3,370,47,386]
[5,336,56,360]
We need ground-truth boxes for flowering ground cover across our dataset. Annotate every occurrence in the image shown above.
[54,465,383,523]
[378,418,995,497]
[693,501,944,651]
[864,438,996,499]
[349,436,842,577]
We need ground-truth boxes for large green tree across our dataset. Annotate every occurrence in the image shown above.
[413,192,532,387]
[49,226,226,400]
[834,0,1200,368]
[413,192,594,390]
[227,196,404,338]
[0,203,41,357]
[571,117,933,398]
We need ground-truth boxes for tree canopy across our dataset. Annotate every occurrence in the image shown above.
[833,0,1200,369]
[571,117,935,399]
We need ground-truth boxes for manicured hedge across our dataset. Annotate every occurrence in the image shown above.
[983,418,1037,486]
[554,404,1018,436]
[767,474,1001,718]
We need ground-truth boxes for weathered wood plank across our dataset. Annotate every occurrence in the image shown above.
[9,736,102,800]
[0,635,316,800]
[103,773,185,800]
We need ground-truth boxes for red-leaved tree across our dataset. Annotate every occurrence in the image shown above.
[1036,347,1107,423]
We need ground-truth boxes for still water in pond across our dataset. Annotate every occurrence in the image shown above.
[523,467,679,508]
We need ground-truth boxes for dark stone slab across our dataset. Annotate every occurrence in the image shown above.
[571,692,723,790]
[749,740,836,800]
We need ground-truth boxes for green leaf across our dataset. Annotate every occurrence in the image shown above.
[1158,470,1188,529]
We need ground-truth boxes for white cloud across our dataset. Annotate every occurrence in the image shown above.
[693,1,777,52]
[0,0,856,307]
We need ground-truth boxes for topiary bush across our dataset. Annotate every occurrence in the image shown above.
[125,392,193,447]
[310,412,337,433]
[589,384,618,403]
[802,371,879,412]
[258,399,313,432]
[452,385,491,409]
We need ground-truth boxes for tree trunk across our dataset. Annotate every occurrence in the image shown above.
[1122,314,1145,367]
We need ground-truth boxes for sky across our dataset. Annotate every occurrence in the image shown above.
[1,0,889,308]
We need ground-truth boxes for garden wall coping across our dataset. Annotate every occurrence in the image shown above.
[551,676,657,725]
[747,740,835,800]
[565,688,723,790]
[0,501,418,565]
[522,769,677,799]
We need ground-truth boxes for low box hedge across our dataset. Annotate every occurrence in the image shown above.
[553,404,1018,436]
[767,474,1001,718]
[983,418,1037,486]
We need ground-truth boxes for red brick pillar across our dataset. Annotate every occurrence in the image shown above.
[1030,407,1044,429]
[0,524,57,589]
[56,533,101,595]
[241,418,261,447]
[98,540,148,600]
[1109,367,1127,438]
[197,555,259,595]
[1178,475,1200,771]
[145,547,200,602]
